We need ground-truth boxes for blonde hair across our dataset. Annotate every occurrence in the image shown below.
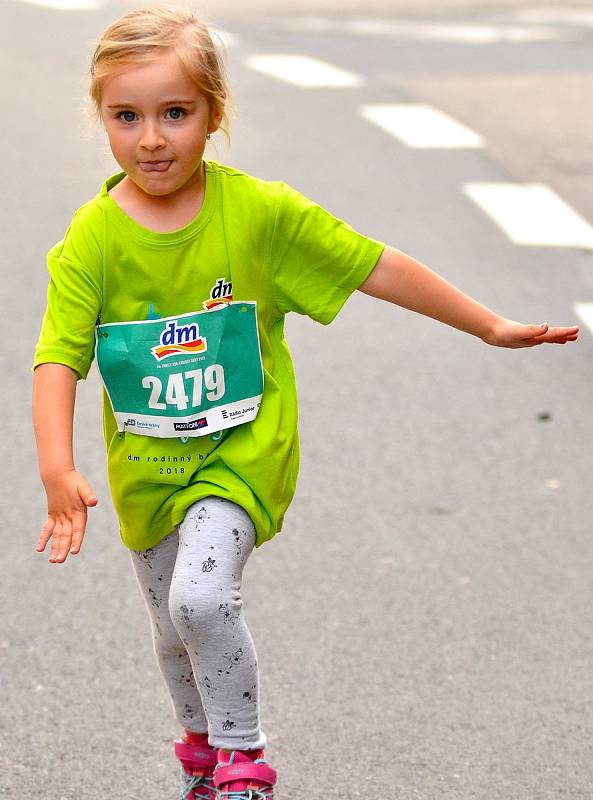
[89,5,231,138]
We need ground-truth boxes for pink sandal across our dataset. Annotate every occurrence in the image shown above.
[213,749,277,799]
[174,737,218,800]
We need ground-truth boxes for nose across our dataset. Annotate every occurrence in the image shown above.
[139,120,166,151]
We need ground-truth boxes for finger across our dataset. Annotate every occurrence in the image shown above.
[36,517,55,552]
[68,510,88,555]
[521,325,580,346]
[553,332,579,342]
[554,325,579,334]
[536,330,579,345]
[48,518,63,562]
[77,479,98,508]
[56,516,73,562]
[544,326,580,341]
[49,517,72,564]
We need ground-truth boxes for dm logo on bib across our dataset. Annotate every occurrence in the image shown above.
[151,319,208,361]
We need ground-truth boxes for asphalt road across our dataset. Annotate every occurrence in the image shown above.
[2,2,593,798]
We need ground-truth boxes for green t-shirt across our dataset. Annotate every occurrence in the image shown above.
[33,161,384,550]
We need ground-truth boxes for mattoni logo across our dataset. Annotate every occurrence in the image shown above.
[174,418,208,432]
[151,319,207,361]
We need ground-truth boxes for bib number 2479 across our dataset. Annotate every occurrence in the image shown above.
[142,364,225,411]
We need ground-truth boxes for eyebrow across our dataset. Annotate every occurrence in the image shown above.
[106,99,197,109]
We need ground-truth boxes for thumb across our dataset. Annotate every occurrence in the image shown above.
[530,322,548,336]
[77,479,98,508]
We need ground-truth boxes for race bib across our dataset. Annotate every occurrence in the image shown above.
[95,303,263,438]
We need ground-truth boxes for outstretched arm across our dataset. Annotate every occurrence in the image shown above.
[359,246,579,348]
[33,363,98,564]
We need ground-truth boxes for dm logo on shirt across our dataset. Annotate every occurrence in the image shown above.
[151,319,208,361]
[203,277,233,310]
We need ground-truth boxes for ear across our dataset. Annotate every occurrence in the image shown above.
[208,107,223,135]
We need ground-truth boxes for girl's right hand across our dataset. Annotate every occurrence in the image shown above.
[36,470,98,564]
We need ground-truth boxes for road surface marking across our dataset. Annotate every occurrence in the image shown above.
[246,55,363,87]
[574,304,593,337]
[280,17,567,43]
[348,20,564,43]
[360,104,483,149]
[463,183,593,249]
[12,0,101,7]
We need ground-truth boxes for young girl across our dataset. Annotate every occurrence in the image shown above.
[32,6,578,800]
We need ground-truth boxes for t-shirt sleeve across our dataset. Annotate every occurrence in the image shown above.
[270,183,385,324]
[33,208,103,380]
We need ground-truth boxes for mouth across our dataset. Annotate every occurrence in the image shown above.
[138,160,172,173]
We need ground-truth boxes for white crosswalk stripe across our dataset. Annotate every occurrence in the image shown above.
[246,55,363,88]
[360,104,483,149]
[463,183,593,249]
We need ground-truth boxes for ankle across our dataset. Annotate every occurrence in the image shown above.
[219,748,263,760]
[183,729,211,746]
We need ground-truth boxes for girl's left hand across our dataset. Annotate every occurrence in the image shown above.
[484,319,580,348]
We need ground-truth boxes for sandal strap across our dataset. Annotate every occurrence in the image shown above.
[175,739,218,769]
[214,761,277,788]
[180,771,216,800]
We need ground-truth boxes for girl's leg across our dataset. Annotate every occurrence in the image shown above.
[169,497,266,751]
[129,528,210,736]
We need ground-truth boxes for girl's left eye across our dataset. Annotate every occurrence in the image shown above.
[166,107,186,120]
[119,111,137,123]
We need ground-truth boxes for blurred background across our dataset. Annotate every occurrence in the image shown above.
[2,1,593,798]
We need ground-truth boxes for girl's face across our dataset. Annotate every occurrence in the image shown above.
[100,51,221,199]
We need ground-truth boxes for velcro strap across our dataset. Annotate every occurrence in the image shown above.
[214,761,277,788]
[174,740,218,768]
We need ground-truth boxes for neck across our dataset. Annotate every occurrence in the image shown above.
[110,162,207,233]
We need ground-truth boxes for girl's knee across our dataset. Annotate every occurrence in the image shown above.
[169,586,242,636]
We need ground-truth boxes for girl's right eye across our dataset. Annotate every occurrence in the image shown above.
[118,111,137,123]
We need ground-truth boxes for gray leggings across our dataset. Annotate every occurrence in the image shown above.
[129,497,267,750]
